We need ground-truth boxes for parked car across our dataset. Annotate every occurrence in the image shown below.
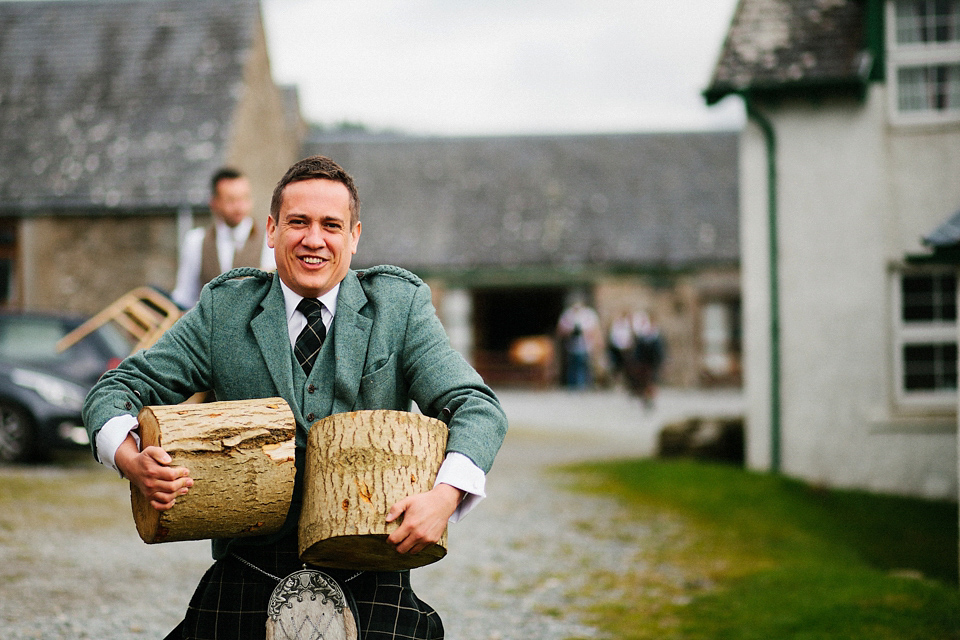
[0,312,134,462]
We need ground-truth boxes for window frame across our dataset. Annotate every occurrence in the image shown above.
[891,267,959,410]
[885,0,960,126]
[699,297,741,381]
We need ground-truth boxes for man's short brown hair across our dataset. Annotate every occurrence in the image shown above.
[269,156,360,227]
[210,167,244,197]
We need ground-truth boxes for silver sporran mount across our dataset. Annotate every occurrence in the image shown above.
[265,568,358,640]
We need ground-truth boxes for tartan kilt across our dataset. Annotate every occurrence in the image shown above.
[164,536,443,640]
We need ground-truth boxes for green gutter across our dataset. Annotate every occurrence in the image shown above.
[864,0,886,82]
[744,96,782,474]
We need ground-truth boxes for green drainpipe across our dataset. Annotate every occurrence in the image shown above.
[743,96,781,473]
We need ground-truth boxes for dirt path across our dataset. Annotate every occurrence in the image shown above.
[0,388,740,639]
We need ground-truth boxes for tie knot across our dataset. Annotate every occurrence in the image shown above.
[297,297,324,320]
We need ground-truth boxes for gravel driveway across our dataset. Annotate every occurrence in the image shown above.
[0,388,741,639]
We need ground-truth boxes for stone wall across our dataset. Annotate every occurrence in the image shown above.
[21,214,179,316]
[593,269,740,388]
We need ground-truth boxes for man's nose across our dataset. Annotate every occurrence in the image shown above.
[302,224,326,247]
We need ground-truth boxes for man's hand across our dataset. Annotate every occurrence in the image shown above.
[114,433,193,511]
[385,483,463,554]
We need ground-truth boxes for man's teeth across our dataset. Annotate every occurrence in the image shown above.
[303,257,324,264]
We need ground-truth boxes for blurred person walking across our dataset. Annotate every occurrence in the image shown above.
[625,312,665,408]
[556,298,601,390]
[606,310,635,387]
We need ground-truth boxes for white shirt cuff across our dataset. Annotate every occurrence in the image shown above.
[95,414,140,475]
[434,451,486,523]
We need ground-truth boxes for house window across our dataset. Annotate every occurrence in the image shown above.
[887,0,960,123]
[700,298,742,384]
[893,269,958,408]
[903,343,957,389]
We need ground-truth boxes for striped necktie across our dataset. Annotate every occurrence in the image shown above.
[294,298,326,375]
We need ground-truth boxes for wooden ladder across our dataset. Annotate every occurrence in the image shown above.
[56,287,209,404]
[56,286,182,354]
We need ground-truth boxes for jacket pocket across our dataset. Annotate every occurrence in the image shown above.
[357,354,403,409]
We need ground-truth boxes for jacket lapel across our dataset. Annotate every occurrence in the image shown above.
[251,275,298,414]
[331,271,372,414]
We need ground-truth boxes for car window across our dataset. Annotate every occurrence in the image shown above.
[0,316,136,384]
[0,318,65,361]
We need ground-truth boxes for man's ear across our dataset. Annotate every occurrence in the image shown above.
[351,221,361,254]
[266,215,276,248]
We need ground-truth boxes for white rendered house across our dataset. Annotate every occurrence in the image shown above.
[705,0,960,500]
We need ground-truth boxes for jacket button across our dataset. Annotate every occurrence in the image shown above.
[124,402,132,410]
[306,413,316,422]
[308,384,316,394]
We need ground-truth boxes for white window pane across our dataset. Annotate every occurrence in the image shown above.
[951,64,960,105]
[903,342,958,390]
[897,63,960,111]
[898,66,927,110]
[895,0,960,44]
[894,270,959,407]
[901,272,957,322]
[896,1,923,43]
[702,302,730,375]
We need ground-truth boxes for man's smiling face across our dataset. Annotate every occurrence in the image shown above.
[267,178,361,298]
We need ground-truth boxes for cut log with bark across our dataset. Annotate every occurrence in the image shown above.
[299,410,449,571]
[132,398,297,544]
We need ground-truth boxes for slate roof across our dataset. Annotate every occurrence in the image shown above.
[923,210,960,248]
[705,0,870,104]
[307,132,739,272]
[904,209,960,264]
[0,0,260,213]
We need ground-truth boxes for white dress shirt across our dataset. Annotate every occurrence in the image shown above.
[96,278,486,522]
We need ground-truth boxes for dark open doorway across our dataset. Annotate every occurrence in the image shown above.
[471,286,567,386]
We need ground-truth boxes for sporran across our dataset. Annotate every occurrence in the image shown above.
[265,568,358,640]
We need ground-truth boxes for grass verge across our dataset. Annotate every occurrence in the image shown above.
[562,458,960,640]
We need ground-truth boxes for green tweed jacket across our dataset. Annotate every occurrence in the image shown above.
[82,266,507,552]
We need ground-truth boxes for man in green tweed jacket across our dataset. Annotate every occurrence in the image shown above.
[82,155,508,640]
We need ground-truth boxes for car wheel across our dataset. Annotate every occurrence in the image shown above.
[0,402,37,463]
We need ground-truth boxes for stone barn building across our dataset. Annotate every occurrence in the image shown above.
[0,0,301,315]
[307,131,741,389]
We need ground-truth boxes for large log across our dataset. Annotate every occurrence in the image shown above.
[299,410,449,571]
[132,398,297,544]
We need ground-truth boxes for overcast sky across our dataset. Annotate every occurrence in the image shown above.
[261,0,744,137]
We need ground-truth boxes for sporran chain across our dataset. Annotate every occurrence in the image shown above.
[231,553,363,583]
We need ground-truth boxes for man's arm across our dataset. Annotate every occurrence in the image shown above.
[401,284,508,473]
[384,451,483,553]
[384,280,508,554]
[83,286,215,485]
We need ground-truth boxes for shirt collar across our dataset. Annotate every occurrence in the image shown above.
[214,216,254,245]
[279,278,340,323]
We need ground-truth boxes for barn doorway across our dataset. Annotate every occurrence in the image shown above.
[471,286,567,386]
